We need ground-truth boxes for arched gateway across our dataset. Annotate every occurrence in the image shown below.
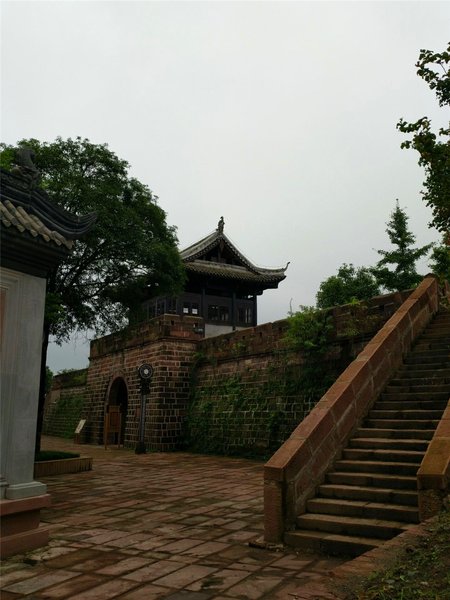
[104,376,128,447]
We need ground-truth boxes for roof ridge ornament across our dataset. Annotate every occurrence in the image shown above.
[217,216,224,234]
[10,147,41,191]
[1,166,97,240]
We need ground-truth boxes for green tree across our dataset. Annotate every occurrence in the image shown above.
[429,234,450,283]
[372,201,432,292]
[285,306,333,356]
[0,137,186,450]
[285,306,336,402]
[397,45,450,233]
[45,367,54,394]
[316,264,380,309]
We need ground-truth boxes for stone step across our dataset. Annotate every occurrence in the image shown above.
[412,338,450,347]
[373,399,447,410]
[368,409,444,420]
[388,376,450,387]
[397,364,449,378]
[419,320,450,328]
[295,513,411,539]
[318,483,418,506]
[417,329,450,338]
[284,530,383,558]
[404,356,450,367]
[396,367,450,378]
[365,419,440,430]
[306,498,419,523]
[422,328,450,336]
[326,471,417,490]
[384,383,450,394]
[420,334,450,340]
[348,437,429,452]
[354,427,434,440]
[418,319,450,327]
[418,343,450,350]
[342,447,424,464]
[407,351,450,362]
[412,350,450,355]
[421,323,450,341]
[413,343,450,353]
[285,308,448,558]
[379,390,448,401]
[334,459,420,476]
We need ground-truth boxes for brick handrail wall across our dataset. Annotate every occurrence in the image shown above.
[417,398,450,520]
[264,275,440,543]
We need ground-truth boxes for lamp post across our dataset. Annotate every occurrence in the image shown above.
[135,363,153,454]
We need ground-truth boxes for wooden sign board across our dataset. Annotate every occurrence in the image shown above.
[75,419,86,434]
[74,419,86,444]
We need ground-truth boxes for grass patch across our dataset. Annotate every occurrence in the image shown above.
[348,511,450,600]
[35,450,80,461]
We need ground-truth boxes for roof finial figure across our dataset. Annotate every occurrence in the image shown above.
[217,216,224,234]
[11,146,41,190]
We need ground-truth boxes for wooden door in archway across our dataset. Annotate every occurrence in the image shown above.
[104,377,128,447]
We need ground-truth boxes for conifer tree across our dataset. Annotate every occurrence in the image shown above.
[372,201,432,292]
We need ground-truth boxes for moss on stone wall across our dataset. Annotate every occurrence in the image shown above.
[43,391,85,439]
[183,359,341,459]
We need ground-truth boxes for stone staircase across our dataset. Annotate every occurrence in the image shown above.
[284,307,450,557]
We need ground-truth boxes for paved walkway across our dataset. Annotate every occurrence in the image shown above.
[1,437,347,599]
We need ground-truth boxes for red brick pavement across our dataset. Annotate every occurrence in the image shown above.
[1,437,349,599]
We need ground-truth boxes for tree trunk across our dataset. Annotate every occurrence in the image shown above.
[35,320,51,455]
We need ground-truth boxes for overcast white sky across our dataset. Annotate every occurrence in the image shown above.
[2,1,449,372]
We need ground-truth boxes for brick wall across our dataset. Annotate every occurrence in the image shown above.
[185,292,410,457]
[45,290,410,453]
[81,315,203,450]
[185,323,340,457]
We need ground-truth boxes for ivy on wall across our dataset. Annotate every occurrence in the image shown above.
[43,393,85,439]
[184,305,382,459]
[184,354,341,459]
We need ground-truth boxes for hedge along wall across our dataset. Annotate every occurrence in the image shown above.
[183,290,411,458]
[43,369,87,438]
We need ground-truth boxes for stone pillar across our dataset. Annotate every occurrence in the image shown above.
[0,268,51,558]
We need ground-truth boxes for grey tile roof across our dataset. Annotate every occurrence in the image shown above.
[180,227,288,284]
[0,168,97,242]
[1,199,73,249]
[185,259,287,282]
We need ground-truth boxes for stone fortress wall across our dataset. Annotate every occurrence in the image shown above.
[44,290,412,454]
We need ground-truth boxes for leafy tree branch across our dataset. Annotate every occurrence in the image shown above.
[397,44,450,233]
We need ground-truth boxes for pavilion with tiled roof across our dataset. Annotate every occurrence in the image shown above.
[143,217,288,336]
